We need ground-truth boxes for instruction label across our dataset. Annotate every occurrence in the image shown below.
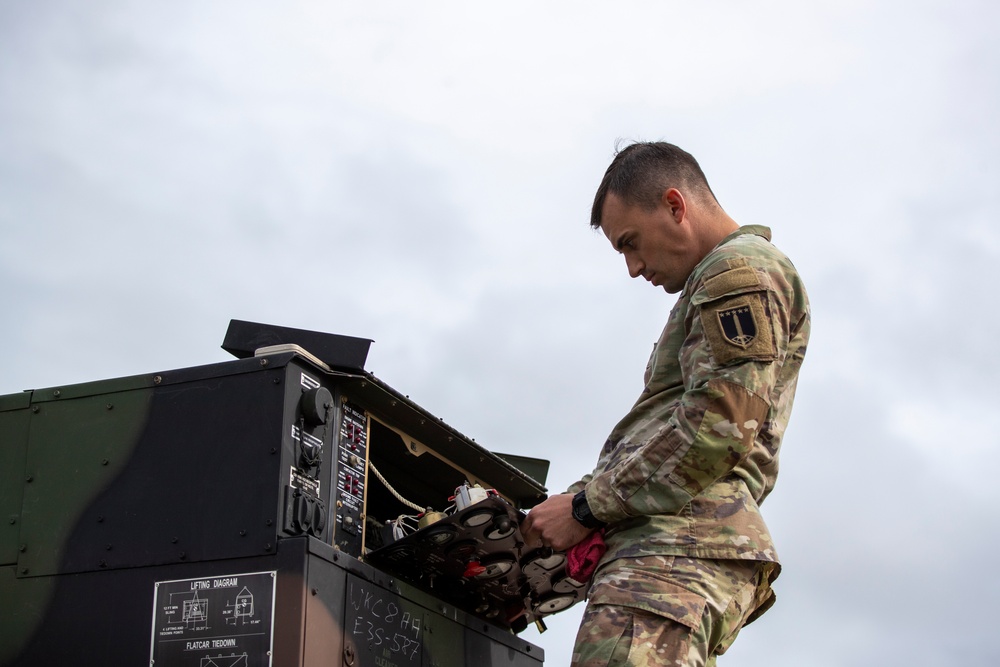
[150,570,276,667]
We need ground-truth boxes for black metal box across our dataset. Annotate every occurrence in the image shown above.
[0,343,552,666]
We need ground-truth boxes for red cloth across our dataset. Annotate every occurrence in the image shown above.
[463,561,486,578]
[566,529,606,582]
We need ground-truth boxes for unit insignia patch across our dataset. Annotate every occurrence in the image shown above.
[717,305,757,348]
[701,292,777,365]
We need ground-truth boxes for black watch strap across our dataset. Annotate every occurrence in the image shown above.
[571,490,606,529]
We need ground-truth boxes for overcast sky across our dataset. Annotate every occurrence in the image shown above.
[2,2,998,665]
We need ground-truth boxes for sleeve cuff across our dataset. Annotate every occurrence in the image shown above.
[585,469,697,523]
[584,473,632,525]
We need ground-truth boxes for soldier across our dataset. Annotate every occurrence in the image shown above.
[522,142,810,666]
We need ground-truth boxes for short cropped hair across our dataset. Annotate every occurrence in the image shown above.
[590,141,719,229]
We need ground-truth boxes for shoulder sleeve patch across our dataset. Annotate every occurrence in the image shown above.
[701,292,776,364]
[704,266,760,299]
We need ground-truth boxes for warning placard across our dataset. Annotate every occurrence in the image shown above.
[149,570,276,666]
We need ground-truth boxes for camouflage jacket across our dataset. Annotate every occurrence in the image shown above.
[569,225,810,563]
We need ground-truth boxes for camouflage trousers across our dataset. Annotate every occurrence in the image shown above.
[571,556,776,667]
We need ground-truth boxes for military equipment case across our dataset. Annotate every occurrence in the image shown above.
[0,334,549,667]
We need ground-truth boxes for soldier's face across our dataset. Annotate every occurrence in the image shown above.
[600,191,697,294]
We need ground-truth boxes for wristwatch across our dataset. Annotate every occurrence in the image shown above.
[571,490,606,529]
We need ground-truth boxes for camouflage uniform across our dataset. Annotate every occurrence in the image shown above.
[568,226,810,665]
[572,556,773,667]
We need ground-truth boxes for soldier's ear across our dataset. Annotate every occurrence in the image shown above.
[661,188,686,224]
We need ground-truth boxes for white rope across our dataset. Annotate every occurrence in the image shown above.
[368,460,424,512]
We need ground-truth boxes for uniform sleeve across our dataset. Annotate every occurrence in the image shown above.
[564,437,616,495]
[584,259,793,523]
[565,476,591,496]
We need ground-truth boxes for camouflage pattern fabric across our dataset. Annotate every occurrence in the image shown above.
[568,225,810,566]
[572,556,777,667]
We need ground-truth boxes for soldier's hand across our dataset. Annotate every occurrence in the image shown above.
[521,493,593,552]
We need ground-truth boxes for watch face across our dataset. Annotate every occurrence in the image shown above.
[572,493,602,529]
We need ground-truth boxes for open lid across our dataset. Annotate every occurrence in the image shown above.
[222,319,372,371]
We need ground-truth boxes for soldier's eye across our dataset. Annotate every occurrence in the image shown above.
[615,236,636,253]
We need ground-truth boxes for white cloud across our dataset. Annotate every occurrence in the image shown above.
[888,397,999,491]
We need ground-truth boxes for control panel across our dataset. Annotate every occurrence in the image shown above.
[365,493,587,632]
[334,401,369,554]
